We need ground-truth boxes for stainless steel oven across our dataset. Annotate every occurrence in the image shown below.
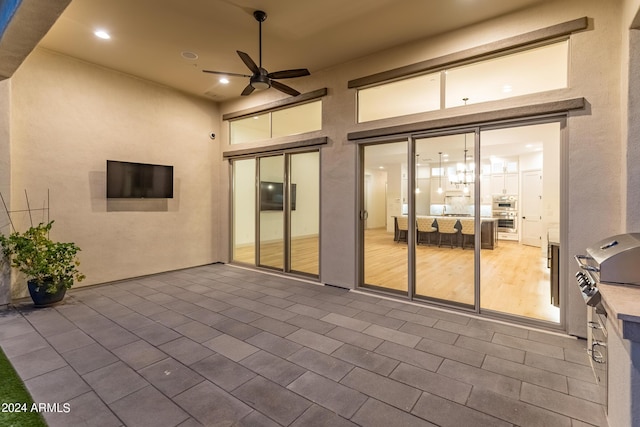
[492,195,517,211]
[493,211,517,233]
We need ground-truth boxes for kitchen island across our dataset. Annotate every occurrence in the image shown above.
[393,216,498,249]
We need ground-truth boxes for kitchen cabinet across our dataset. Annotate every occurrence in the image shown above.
[491,173,518,195]
[481,219,498,249]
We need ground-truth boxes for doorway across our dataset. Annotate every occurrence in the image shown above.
[359,120,562,324]
[232,151,319,278]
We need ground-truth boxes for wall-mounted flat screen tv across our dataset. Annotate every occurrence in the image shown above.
[107,160,174,198]
[260,181,296,211]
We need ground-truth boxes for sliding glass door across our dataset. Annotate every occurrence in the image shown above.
[232,150,319,278]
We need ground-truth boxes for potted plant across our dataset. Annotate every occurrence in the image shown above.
[0,221,85,306]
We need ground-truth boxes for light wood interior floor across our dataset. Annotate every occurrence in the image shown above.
[234,228,560,323]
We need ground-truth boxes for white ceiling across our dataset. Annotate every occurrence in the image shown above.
[34,0,559,101]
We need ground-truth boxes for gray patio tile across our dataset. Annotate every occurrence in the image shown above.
[288,371,368,418]
[25,365,91,403]
[416,337,485,367]
[232,376,312,426]
[83,361,148,404]
[144,292,178,305]
[257,295,296,308]
[129,300,168,317]
[110,385,190,427]
[46,328,96,353]
[374,341,443,372]
[250,316,300,337]
[466,387,572,427]
[288,303,331,319]
[291,404,358,427]
[166,300,201,315]
[286,314,336,334]
[353,310,406,329]
[90,324,140,349]
[172,320,221,343]
[332,343,399,375]
[235,410,281,427]
[250,302,298,321]
[493,332,565,359]
[43,391,121,427]
[564,347,591,366]
[467,318,530,339]
[112,339,168,370]
[363,324,421,347]
[240,350,306,386]
[528,330,586,352]
[220,306,264,323]
[387,309,438,327]
[191,354,256,391]
[0,330,50,357]
[376,298,422,313]
[212,317,262,340]
[62,342,119,374]
[524,352,596,383]
[55,301,99,322]
[185,307,228,324]
[133,322,182,346]
[320,312,370,332]
[287,328,343,354]
[390,362,472,404]
[22,309,78,337]
[455,335,525,363]
[347,299,393,316]
[482,355,568,393]
[434,319,494,341]
[159,337,214,366]
[246,331,303,358]
[326,326,384,351]
[412,392,513,427]
[203,333,259,361]
[113,293,146,307]
[341,367,421,411]
[71,314,116,334]
[0,317,36,340]
[416,306,471,325]
[287,294,324,307]
[316,301,362,318]
[287,347,354,381]
[148,309,192,328]
[138,357,204,397]
[437,359,521,398]
[351,398,437,427]
[520,382,607,425]
[567,377,605,404]
[8,346,66,380]
[399,321,459,344]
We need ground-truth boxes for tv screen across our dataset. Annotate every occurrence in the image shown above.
[260,181,296,211]
[106,160,174,198]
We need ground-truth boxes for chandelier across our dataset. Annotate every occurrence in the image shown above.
[449,133,475,193]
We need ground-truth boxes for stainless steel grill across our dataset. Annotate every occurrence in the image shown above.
[574,232,640,414]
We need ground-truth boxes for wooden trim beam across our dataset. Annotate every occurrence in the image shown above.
[348,17,588,89]
[347,98,586,141]
[223,137,328,159]
[222,88,328,121]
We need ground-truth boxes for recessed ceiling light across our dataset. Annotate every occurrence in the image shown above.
[181,51,198,60]
[502,84,513,93]
[219,78,229,84]
[94,30,111,40]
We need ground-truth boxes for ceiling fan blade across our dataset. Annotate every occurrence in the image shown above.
[268,69,310,79]
[241,84,255,96]
[202,70,252,78]
[237,51,260,75]
[271,80,300,97]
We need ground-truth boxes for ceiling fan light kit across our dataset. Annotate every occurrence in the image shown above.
[203,10,310,97]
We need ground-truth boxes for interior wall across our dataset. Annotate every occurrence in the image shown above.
[0,79,10,306]
[8,48,221,297]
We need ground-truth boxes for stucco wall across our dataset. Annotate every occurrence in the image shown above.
[218,0,627,336]
[0,79,10,306]
[8,48,221,297]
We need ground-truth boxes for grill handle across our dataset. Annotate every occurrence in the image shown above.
[575,255,600,272]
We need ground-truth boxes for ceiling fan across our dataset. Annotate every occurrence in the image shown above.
[202,10,310,97]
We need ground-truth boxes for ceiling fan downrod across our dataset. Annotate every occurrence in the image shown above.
[254,10,267,68]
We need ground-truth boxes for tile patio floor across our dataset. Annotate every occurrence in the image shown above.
[0,264,607,426]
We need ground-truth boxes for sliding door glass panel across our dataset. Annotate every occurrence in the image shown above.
[362,142,408,294]
[289,151,320,276]
[232,158,256,264]
[414,133,476,308]
[259,155,285,270]
[479,122,561,322]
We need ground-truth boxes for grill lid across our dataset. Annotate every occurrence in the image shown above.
[585,233,640,285]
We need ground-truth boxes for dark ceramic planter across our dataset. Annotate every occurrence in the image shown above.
[27,279,66,307]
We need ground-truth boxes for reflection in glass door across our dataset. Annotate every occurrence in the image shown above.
[258,155,285,270]
[414,132,476,308]
[362,141,408,294]
[231,151,319,278]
